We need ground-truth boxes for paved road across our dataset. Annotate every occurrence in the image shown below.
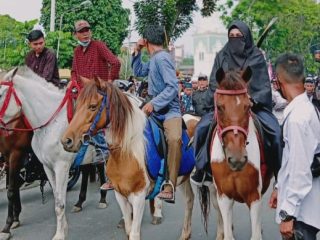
[0,178,317,240]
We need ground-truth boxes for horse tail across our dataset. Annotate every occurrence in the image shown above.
[198,185,210,234]
[149,199,155,216]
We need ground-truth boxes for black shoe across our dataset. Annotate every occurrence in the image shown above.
[190,170,212,186]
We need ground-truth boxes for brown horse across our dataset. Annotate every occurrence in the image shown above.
[0,115,32,240]
[61,79,195,240]
[200,68,273,240]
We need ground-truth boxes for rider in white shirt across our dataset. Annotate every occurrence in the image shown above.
[269,53,320,240]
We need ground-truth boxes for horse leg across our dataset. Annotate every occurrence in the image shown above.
[249,199,262,240]
[11,188,21,229]
[96,163,108,209]
[129,191,146,240]
[52,163,69,240]
[72,165,89,212]
[209,184,224,240]
[217,196,235,240]
[178,179,194,240]
[0,152,23,240]
[150,197,163,225]
[115,191,133,239]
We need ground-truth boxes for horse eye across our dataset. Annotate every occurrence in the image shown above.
[89,104,98,111]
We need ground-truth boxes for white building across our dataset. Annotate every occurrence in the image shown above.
[193,12,227,78]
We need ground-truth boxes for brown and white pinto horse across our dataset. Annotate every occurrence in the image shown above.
[61,79,195,240]
[200,68,273,240]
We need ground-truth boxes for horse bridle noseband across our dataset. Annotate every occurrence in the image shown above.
[214,88,250,144]
[81,90,110,147]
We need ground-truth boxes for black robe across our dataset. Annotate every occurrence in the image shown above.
[206,20,272,112]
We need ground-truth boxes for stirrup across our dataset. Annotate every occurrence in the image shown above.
[159,180,175,204]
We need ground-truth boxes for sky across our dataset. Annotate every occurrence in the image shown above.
[0,0,205,55]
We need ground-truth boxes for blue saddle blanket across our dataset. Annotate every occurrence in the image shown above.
[145,116,195,180]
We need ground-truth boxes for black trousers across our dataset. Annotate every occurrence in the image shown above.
[292,221,319,240]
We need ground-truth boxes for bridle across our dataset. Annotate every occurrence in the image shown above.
[0,80,80,132]
[214,88,250,144]
[0,81,32,131]
[81,90,110,146]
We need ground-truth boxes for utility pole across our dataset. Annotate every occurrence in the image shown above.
[50,0,56,32]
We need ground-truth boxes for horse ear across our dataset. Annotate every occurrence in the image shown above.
[94,78,105,90]
[216,67,225,85]
[241,67,252,83]
[5,67,18,81]
[79,76,91,87]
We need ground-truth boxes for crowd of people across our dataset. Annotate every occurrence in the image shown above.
[18,17,320,239]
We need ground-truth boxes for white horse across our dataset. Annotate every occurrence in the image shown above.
[0,67,97,240]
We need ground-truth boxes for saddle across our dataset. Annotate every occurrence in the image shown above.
[145,115,195,179]
[145,115,195,199]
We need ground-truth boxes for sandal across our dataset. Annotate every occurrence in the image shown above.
[158,182,175,204]
[100,181,114,191]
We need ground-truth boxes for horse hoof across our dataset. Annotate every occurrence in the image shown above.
[71,206,82,213]
[10,221,20,229]
[151,216,162,225]
[0,232,11,240]
[117,219,125,229]
[97,202,108,209]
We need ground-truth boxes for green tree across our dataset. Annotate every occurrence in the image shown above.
[40,0,130,68]
[133,0,218,43]
[219,0,320,73]
[0,15,36,70]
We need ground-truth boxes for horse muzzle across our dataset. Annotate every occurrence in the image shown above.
[227,154,248,171]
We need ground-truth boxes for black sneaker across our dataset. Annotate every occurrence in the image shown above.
[190,170,212,187]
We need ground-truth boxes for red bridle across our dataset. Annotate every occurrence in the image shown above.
[0,80,80,132]
[0,81,32,131]
[214,88,250,144]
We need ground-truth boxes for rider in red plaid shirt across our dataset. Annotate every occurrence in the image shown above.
[71,20,121,88]
[72,20,121,191]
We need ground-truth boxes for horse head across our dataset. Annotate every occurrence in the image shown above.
[215,67,252,171]
[0,68,22,125]
[61,77,134,153]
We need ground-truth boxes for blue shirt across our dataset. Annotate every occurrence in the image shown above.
[132,50,181,120]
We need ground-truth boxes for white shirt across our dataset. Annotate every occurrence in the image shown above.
[272,89,288,125]
[276,92,320,229]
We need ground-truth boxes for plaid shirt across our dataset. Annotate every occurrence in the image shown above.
[25,47,60,87]
[71,40,120,87]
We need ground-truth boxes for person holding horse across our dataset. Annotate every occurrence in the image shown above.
[269,53,320,240]
[131,24,182,202]
[71,19,121,191]
[191,20,282,186]
[25,29,60,87]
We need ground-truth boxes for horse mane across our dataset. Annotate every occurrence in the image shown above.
[219,69,247,90]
